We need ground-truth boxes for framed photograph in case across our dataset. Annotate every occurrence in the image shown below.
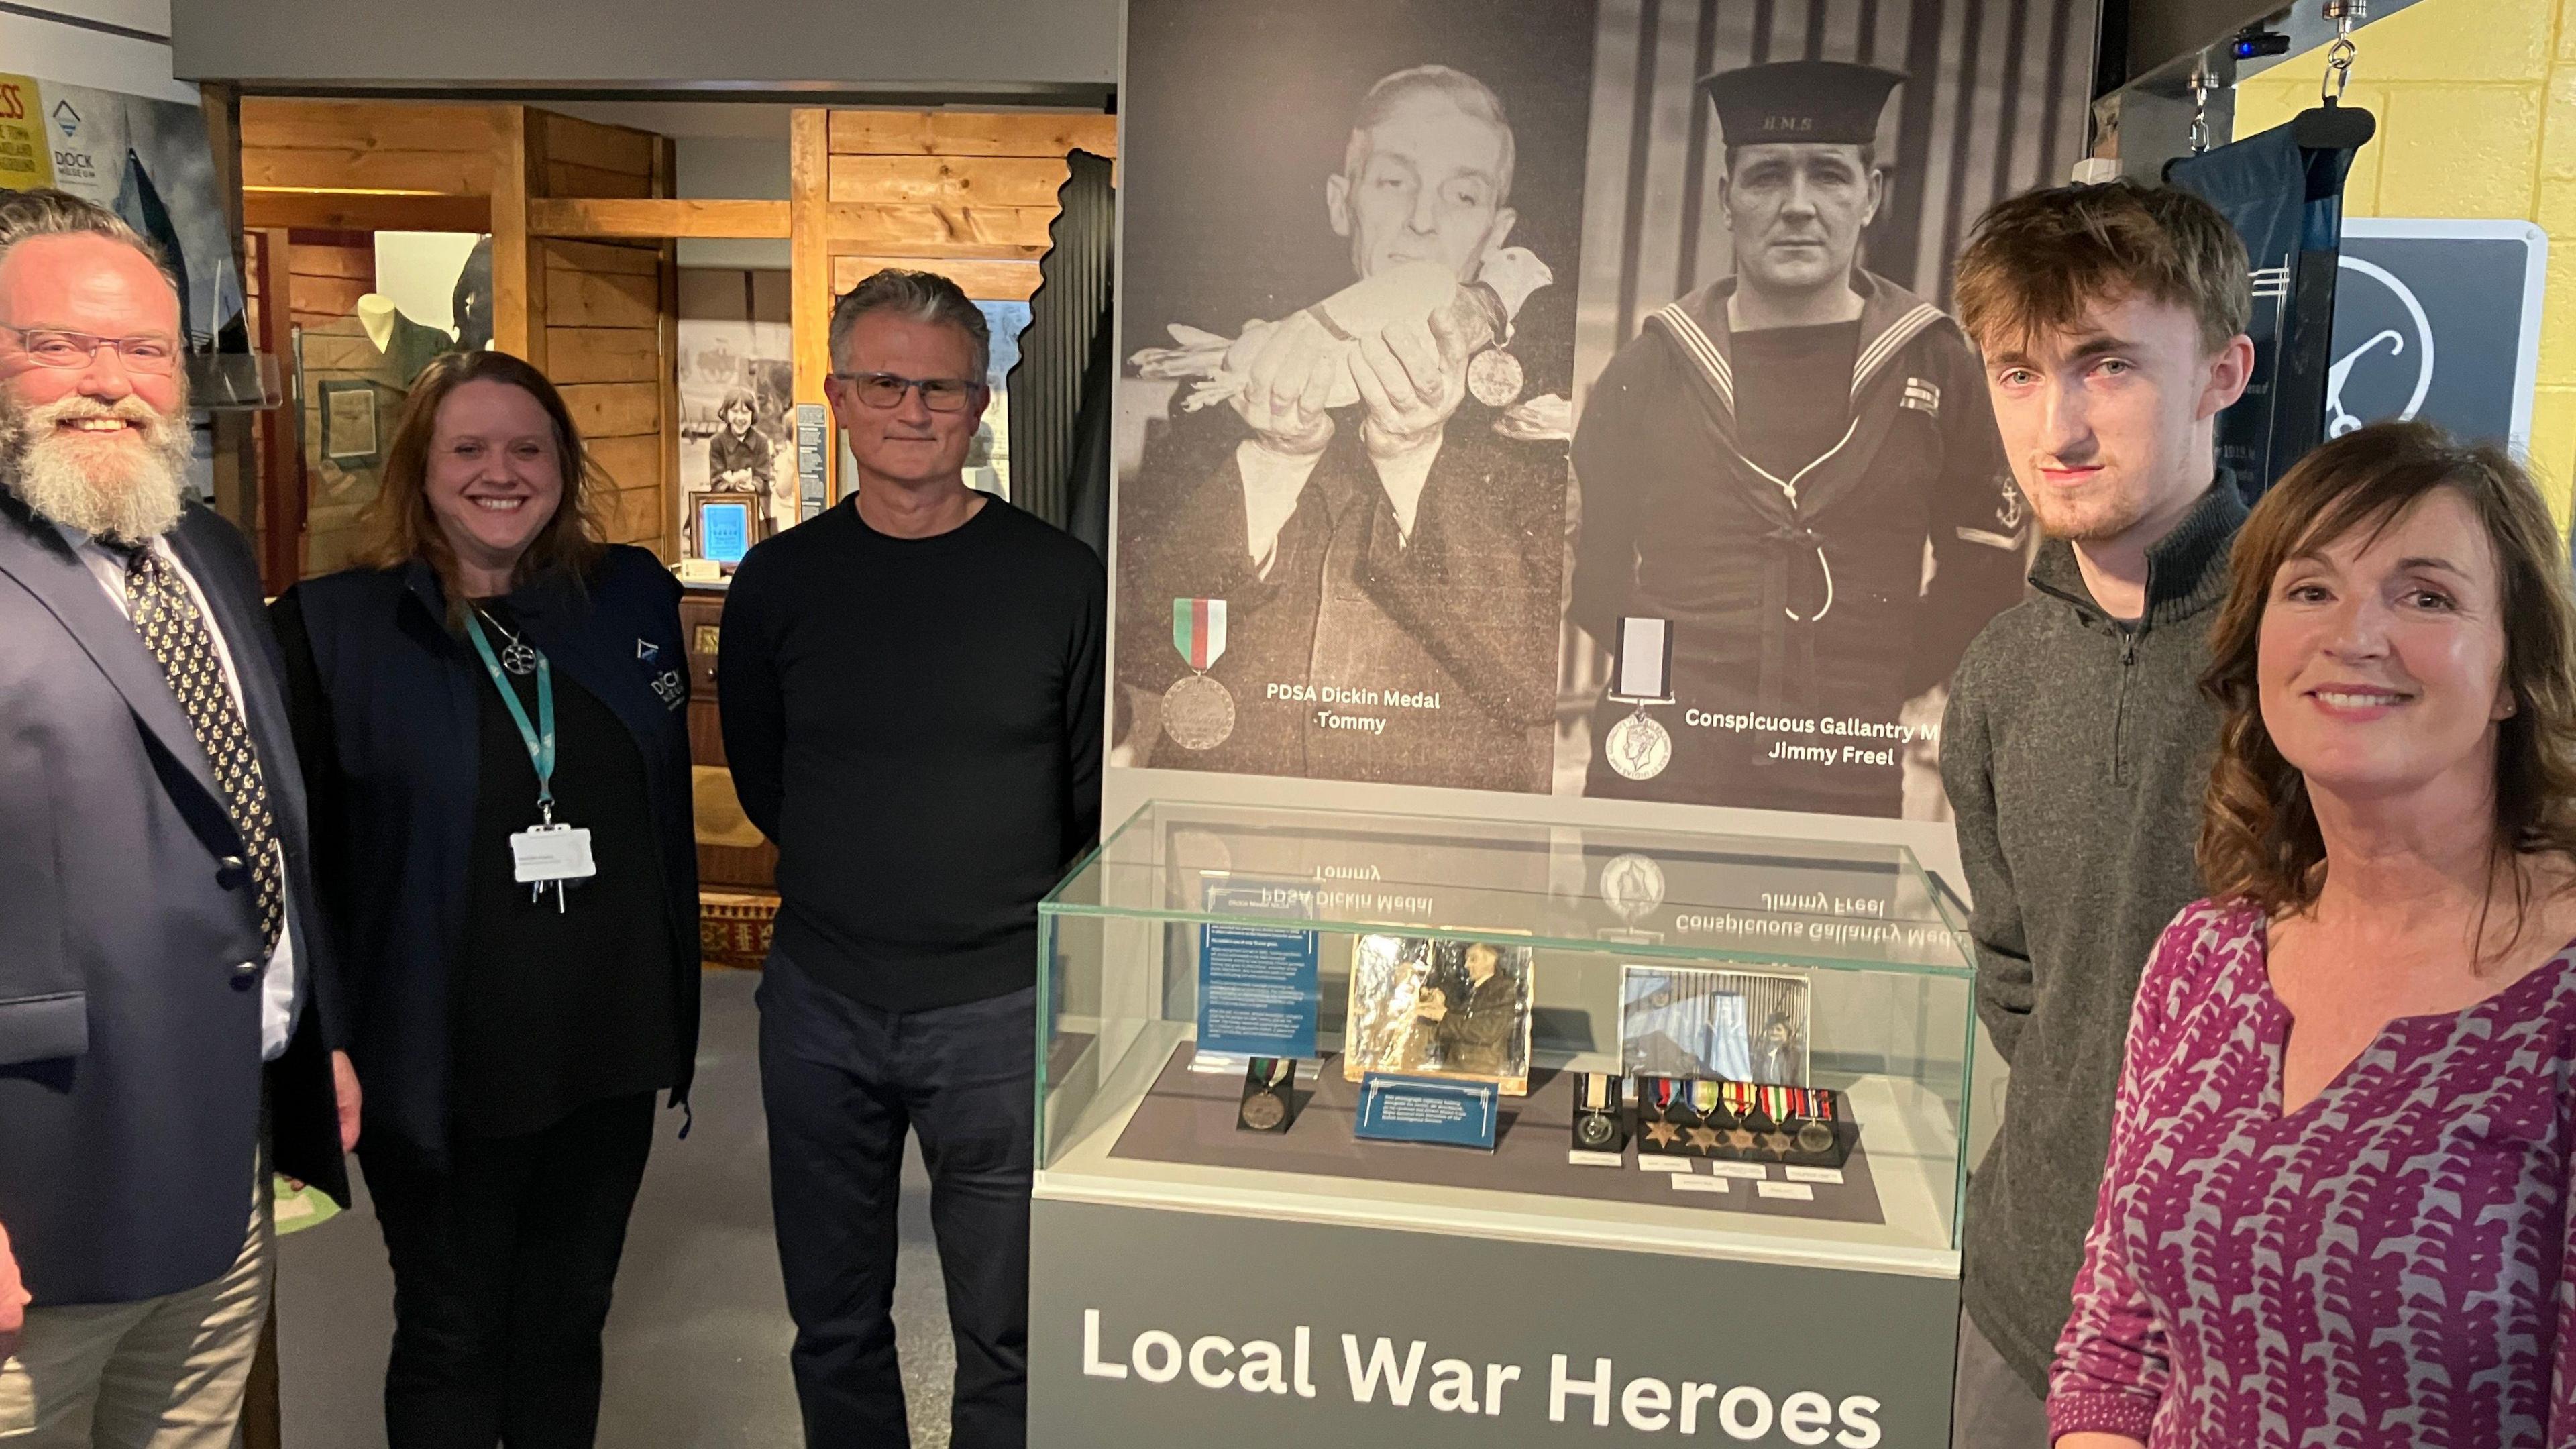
[1618,963,1811,1085]
[319,380,379,462]
[692,489,765,570]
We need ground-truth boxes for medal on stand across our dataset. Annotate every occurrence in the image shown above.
[1237,1055,1299,1133]
[1163,598,1235,751]
[1682,1078,1725,1155]
[1570,1071,1627,1155]
[1601,616,1675,782]
[1721,1081,1760,1154]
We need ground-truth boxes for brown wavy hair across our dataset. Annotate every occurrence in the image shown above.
[2199,420,2576,933]
[354,350,606,613]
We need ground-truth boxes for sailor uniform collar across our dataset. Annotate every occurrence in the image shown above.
[1644,269,1950,419]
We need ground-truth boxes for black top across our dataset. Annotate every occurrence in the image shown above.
[451,598,678,1138]
[1730,320,1860,482]
[718,495,1106,1012]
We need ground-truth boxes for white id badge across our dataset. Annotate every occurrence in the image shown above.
[510,824,598,884]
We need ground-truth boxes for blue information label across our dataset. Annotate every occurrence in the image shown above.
[1197,878,1319,1059]
[1353,1073,1501,1151]
[700,502,751,564]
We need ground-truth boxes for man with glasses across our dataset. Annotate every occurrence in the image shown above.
[719,268,1104,1448]
[0,187,356,1445]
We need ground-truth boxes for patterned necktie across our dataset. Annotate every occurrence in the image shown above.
[123,544,284,957]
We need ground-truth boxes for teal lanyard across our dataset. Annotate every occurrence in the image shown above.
[463,612,557,819]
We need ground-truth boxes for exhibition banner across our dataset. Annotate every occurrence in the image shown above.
[0,73,240,351]
[1110,0,2099,827]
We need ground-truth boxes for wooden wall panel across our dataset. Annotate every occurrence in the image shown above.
[547,161,654,199]
[561,381,659,440]
[827,110,1116,158]
[600,484,665,547]
[286,234,375,331]
[543,268,659,330]
[826,203,1055,252]
[589,433,661,492]
[833,254,1040,301]
[537,113,657,179]
[547,326,660,384]
[542,238,659,276]
[826,156,1070,208]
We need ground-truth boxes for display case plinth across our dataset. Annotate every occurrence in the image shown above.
[1030,802,1976,1444]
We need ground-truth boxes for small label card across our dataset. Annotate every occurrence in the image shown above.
[1672,1175,1730,1193]
[1567,1150,1626,1168]
[1709,1161,1769,1180]
[1353,1073,1499,1150]
[1635,1153,1694,1173]
[509,825,596,884]
[1784,1165,1846,1185]
[1756,1180,1815,1201]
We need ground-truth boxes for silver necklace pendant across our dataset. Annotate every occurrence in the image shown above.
[499,641,540,676]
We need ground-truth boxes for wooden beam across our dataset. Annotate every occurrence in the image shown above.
[251,229,303,593]
[528,197,789,240]
[790,107,837,505]
[823,202,1054,253]
[240,147,495,197]
[827,109,1116,159]
[655,134,683,564]
[240,98,502,156]
[833,254,1040,301]
[827,155,1070,209]
[242,189,488,233]
[492,107,545,368]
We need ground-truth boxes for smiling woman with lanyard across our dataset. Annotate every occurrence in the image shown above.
[272,349,700,1449]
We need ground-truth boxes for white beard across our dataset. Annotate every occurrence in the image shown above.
[0,390,193,545]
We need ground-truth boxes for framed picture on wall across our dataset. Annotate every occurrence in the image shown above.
[318,380,379,463]
[692,490,765,571]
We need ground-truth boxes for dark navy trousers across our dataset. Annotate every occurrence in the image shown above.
[756,949,1034,1448]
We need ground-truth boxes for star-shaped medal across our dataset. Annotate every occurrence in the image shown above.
[1644,1119,1680,1148]
[1684,1125,1721,1152]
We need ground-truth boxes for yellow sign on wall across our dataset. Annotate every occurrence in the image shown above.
[0,74,54,191]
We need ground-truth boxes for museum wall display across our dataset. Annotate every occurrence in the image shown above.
[1107,0,2099,854]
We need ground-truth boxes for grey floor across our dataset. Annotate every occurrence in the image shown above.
[274,969,959,1448]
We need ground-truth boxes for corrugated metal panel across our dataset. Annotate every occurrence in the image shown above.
[1009,148,1115,531]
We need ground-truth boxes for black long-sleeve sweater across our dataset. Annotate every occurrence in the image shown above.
[718,494,1105,1011]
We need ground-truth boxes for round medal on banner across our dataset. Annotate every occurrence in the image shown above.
[1163,596,1236,751]
[1240,1091,1287,1132]
[1467,347,1525,408]
[1605,708,1672,781]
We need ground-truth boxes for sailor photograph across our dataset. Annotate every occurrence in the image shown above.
[1113,0,1590,794]
[1568,58,2029,820]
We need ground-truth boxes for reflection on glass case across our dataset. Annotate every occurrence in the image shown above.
[1038,802,1981,1269]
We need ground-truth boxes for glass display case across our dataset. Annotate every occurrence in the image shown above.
[1037,800,1978,1275]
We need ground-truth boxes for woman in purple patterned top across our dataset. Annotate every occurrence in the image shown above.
[2051,420,2576,1449]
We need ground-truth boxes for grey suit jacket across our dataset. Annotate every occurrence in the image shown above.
[0,493,347,1307]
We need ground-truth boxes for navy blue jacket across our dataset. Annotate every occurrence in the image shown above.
[0,496,347,1306]
[276,546,700,1156]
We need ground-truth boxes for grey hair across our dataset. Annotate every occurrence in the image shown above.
[0,186,176,288]
[828,268,990,380]
[1342,64,1516,207]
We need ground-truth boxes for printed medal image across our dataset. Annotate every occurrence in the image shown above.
[1162,597,1236,750]
[1604,710,1672,781]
